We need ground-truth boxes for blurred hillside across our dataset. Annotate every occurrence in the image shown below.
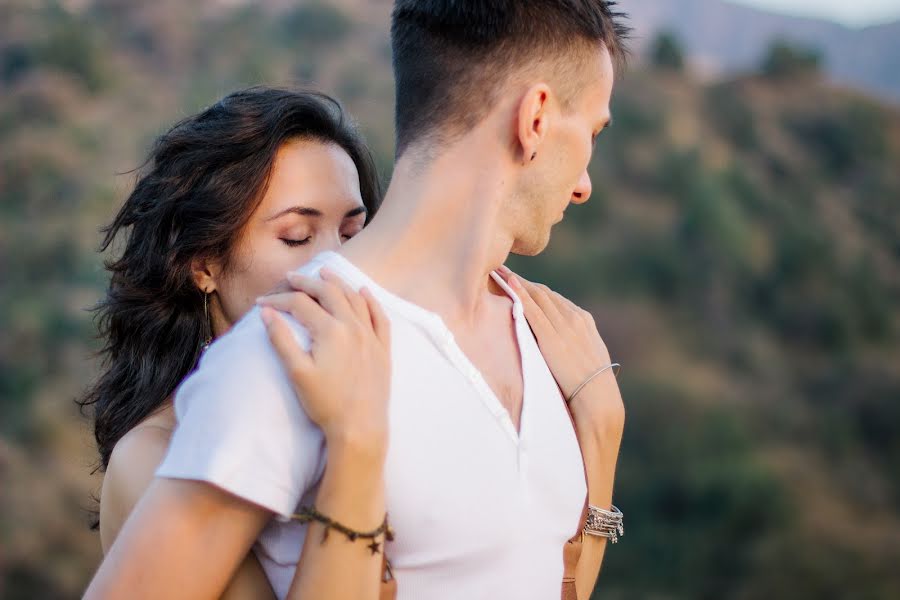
[1,1,899,599]
[629,0,900,103]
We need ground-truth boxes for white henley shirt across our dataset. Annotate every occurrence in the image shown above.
[156,250,587,599]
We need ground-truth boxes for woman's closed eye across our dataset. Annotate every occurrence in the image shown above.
[280,236,312,247]
[281,231,356,246]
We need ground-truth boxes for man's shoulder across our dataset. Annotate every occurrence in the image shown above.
[206,305,310,364]
[172,305,308,422]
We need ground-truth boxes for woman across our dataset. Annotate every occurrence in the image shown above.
[81,85,383,598]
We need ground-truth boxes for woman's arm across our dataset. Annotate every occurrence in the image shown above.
[100,426,276,600]
[286,436,388,599]
[221,553,277,600]
[85,478,272,600]
[569,379,624,599]
[258,267,392,600]
[497,267,625,599]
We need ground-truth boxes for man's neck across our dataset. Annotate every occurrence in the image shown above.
[340,143,513,329]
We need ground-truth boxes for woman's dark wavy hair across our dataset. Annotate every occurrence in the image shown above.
[79,86,382,480]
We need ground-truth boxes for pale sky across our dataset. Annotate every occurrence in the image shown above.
[728,0,900,27]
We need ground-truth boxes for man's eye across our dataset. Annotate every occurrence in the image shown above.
[281,237,311,247]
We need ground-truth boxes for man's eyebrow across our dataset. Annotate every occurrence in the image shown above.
[266,206,323,221]
[345,206,367,219]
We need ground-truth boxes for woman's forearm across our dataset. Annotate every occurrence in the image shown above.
[573,430,621,599]
[569,371,625,600]
[286,437,388,600]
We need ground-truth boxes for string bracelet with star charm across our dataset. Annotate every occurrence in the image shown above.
[291,505,395,555]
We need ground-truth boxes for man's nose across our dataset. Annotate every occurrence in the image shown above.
[571,170,592,205]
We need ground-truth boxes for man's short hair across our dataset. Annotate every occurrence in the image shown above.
[390,0,630,158]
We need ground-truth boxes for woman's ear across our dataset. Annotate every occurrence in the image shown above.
[516,83,552,165]
[191,257,221,294]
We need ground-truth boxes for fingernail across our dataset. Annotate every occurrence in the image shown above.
[255,296,266,305]
[260,306,273,326]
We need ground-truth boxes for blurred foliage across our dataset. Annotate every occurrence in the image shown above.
[762,39,824,79]
[707,83,760,151]
[279,2,353,46]
[650,31,686,72]
[2,1,899,599]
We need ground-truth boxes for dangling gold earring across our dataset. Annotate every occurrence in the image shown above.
[202,290,213,352]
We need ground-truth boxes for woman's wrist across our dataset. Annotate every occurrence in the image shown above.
[325,424,388,460]
[315,439,387,534]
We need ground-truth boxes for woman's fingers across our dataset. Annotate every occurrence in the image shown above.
[272,269,381,343]
[256,291,332,336]
[519,278,566,330]
[499,269,590,337]
[361,287,391,347]
[320,268,371,325]
[506,274,556,339]
[557,292,595,329]
[261,306,314,382]
[285,270,355,322]
[495,268,550,332]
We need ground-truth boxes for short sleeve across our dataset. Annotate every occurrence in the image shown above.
[155,305,326,520]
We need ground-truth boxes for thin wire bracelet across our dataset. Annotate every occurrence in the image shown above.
[566,362,621,405]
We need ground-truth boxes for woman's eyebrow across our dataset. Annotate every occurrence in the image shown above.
[266,206,322,221]
[267,204,367,222]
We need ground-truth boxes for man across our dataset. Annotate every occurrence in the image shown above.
[85,1,630,598]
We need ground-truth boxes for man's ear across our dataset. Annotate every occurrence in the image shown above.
[191,257,221,294]
[516,83,552,165]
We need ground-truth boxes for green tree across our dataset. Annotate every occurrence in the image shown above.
[651,31,686,72]
[761,39,823,79]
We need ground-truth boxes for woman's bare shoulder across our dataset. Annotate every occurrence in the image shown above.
[108,423,172,478]
[99,411,175,551]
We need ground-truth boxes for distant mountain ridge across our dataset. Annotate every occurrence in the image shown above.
[626,0,900,103]
[40,0,900,102]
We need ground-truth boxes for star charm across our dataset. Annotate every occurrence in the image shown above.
[367,540,381,555]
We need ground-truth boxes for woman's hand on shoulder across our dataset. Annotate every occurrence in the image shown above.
[257,267,391,457]
[496,266,624,434]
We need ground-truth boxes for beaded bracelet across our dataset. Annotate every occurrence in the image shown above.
[291,505,395,555]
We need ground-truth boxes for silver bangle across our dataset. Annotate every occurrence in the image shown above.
[566,363,621,405]
[583,503,624,543]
